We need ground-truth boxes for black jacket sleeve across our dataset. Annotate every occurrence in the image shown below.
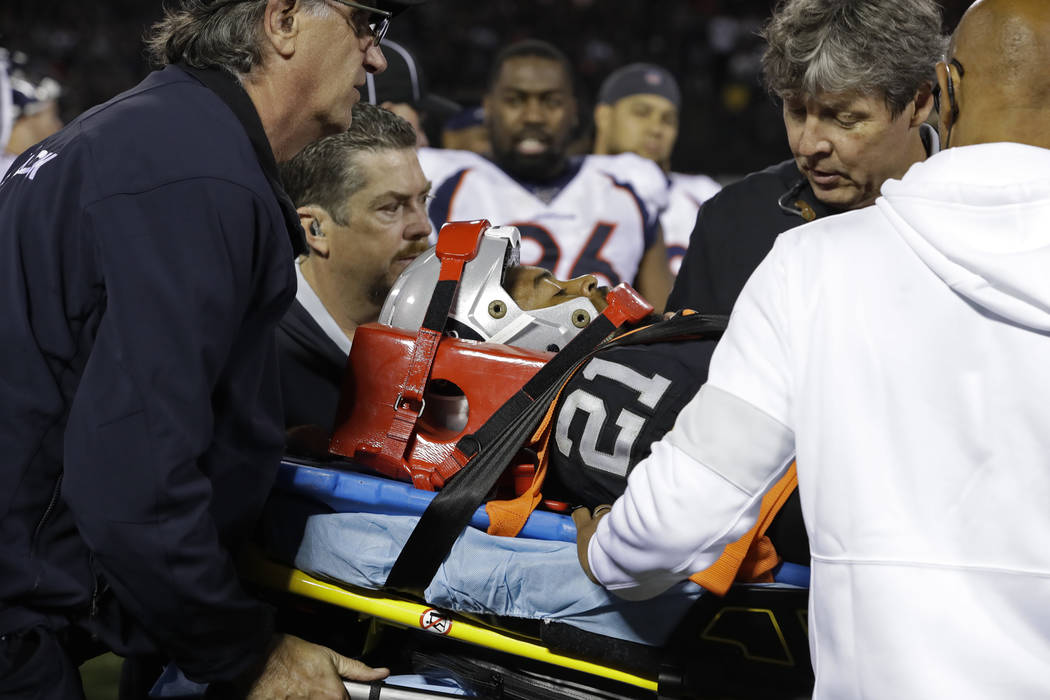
[62,179,283,683]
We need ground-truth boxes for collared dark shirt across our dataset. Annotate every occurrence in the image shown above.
[666,158,833,315]
[276,299,348,434]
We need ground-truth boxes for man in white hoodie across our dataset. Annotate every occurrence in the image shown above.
[576,0,1050,697]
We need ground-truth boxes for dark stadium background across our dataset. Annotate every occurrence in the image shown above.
[3,0,971,179]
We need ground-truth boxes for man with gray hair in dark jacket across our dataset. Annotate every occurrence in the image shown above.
[668,0,946,315]
[0,1,425,697]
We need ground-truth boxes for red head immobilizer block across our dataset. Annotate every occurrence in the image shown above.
[329,324,552,490]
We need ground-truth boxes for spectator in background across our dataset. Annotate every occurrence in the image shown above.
[0,0,417,696]
[578,0,1050,694]
[0,52,11,163]
[441,105,490,156]
[420,39,674,312]
[366,38,459,148]
[277,102,432,433]
[0,49,63,175]
[592,62,722,277]
[667,0,944,315]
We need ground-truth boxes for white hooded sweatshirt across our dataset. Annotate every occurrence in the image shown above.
[589,143,1050,699]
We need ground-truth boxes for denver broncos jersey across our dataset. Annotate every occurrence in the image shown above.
[662,172,722,276]
[420,148,668,288]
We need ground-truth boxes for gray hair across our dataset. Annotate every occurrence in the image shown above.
[280,102,418,225]
[761,0,948,115]
[146,0,328,75]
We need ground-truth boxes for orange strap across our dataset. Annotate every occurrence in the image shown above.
[483,364,583,537]
[688,462,798,596]
[483,450,547,537]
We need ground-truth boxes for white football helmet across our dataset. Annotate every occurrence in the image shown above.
[379,225,602,352]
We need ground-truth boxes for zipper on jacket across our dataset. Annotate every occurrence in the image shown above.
[89,566,100,619]
[30,473,63,552]
[88,553,109,636]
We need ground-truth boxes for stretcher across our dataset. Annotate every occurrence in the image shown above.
[236,222,815,698]
[239,457,815,700]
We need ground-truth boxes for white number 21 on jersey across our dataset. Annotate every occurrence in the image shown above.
[554,358,672,477]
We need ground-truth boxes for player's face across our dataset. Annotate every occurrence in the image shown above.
[782,89,927,211]
[297,2,387,137]
[328,148,432,310]
[484,56,577,181]
[503,266,608,313]
[602,94,678,167]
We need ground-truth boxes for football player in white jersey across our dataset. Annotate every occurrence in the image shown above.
[418,40,673,313]
[592,63,722,277]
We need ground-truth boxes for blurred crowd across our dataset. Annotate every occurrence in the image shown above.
[1,0,971,179]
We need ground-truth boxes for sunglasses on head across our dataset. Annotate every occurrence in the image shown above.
[206,0,393,47]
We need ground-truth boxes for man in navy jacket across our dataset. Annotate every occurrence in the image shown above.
[0,0,423,697]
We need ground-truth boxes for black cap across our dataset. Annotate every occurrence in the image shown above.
[366,39,460,118]
[597,63,681,110]
[443,105,484,131]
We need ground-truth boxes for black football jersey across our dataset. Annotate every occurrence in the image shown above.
[547,326,810,565]
[547,337,718,507]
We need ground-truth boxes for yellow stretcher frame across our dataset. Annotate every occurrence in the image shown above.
[242,551,659,693]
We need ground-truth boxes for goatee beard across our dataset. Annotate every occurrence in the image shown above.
[495,147,566,183]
